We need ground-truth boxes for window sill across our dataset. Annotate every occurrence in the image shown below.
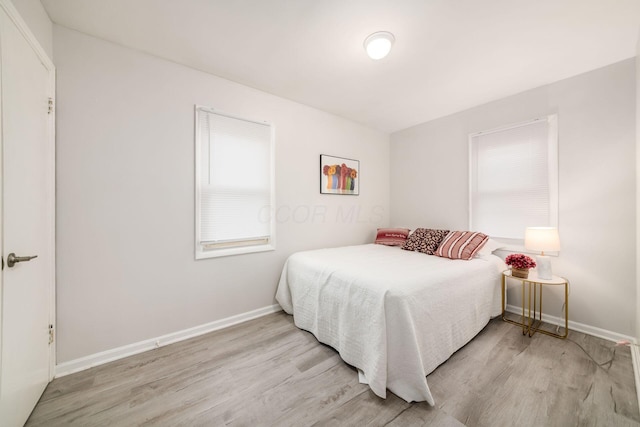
[196,244,275,260]
[493,240,559,257]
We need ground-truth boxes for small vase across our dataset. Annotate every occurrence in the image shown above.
[511,267,529,279]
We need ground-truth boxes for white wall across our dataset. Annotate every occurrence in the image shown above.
[636,32,640,341]
[391,59,636,338]
[54,25,390,363]
[9,0,52,60]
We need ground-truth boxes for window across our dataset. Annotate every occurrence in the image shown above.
[469,115,558,244]
[195,106,275,259]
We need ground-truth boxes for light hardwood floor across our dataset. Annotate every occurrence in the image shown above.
[27,312,639,426]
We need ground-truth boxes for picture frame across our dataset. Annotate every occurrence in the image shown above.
[320,154,359,195]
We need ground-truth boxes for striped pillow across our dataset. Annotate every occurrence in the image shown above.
[435,231,489,260]
[375,228,410,246]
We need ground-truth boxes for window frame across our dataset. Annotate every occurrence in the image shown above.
[194,105,276,259]
[468,115,558,251]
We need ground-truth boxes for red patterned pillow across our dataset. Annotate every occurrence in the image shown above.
[435,231,489,260]
[401,228,450,255]
[375,228,410,246]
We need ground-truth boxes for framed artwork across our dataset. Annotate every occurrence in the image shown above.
[320,154,359,195]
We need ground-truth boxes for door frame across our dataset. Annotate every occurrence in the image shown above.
[0,0,56,381]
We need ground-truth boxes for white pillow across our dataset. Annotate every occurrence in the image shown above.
[475,238,505,258]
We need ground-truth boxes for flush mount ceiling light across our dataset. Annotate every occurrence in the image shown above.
[364,31,395,60]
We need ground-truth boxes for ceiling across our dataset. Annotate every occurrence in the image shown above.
[40,0,640,133]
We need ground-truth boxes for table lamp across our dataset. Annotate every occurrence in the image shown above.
[524,227,560,280]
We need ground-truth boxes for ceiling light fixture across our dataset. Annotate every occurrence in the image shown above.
[364,31,395,60]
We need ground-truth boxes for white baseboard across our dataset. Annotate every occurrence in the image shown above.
[56,303,635,378]
[504,304,636,344]
[55,304,283,378]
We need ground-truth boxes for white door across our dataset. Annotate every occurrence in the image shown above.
[0,2,55,426]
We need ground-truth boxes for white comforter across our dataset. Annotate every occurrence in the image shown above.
[275,244,505,404]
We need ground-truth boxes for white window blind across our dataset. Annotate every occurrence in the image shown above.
[195,106,274,258]
[469,115,558,240]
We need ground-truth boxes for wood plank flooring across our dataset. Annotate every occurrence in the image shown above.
[26,312,639,426]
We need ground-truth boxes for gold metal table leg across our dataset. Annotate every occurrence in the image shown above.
[502,273,569,339]
[502,274,534,331]
[523,280,527,335]
[528,280,569,339]
[501,274,506,322]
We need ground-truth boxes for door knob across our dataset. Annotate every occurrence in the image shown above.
[6,253,38,268]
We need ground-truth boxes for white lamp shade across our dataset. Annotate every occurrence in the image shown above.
[364,32,395,60]
[524,227,561,252]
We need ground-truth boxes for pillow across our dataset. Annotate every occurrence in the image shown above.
[401,228,450,255]
[435,231,489,260]
[374,228,410,246]
[475,238,505,258]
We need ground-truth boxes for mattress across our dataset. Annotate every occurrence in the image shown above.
[275,243,506,404]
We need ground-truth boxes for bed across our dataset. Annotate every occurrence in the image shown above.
[275,243,506,404]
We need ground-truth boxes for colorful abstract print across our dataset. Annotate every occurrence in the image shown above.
[323,163,357,193]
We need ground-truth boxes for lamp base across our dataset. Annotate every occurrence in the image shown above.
[536,255,552,280]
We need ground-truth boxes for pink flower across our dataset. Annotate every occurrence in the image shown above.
[505,253,537,269]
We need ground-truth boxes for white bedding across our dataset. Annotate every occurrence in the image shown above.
[275,244,506,404]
